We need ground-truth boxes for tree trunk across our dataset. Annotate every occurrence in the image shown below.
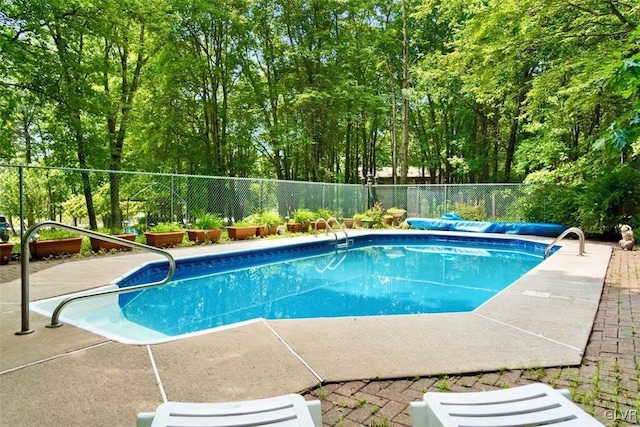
[492,107,501,182]
[400,0,410,184]
[504,94,523,182]
[105,21,148,231]
[345,115,353,183]
[22,114,32,164]
[387,58,398,184]
[72,112,98,230]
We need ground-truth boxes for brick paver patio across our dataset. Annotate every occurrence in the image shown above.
[303,248,639,426]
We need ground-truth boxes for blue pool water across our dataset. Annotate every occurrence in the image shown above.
[116,234,546,337]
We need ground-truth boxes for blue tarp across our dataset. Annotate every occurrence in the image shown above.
[406,213,568,237]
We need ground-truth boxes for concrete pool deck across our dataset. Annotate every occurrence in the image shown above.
[0,231,629,426]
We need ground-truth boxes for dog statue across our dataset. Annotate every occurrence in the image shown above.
[619,224,634,250]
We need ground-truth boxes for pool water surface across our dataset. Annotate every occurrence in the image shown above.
[121,244,542,336]
[32,233,551,344]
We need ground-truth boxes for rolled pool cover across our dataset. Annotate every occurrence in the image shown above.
[406,213,568,237]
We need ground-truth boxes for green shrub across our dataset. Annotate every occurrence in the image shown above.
[577,164,640,234]
[452,203,487,221]
[258,211,283,227]
[513,164,640,235]
[137,216,148,228]
[96,227,126,235]
[194,213,223,230]
[292,208,315,224]
[149,222,183,232]
[240,213,262,226]
[363,203,385,228]
[315,208,332,220]
[352,213,365,226]
[35,228,79,240]
[512,184,579,225]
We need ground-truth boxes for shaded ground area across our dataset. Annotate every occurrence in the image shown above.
[0,250,130,281]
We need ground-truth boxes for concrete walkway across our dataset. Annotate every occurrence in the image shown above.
[0,233,636,426]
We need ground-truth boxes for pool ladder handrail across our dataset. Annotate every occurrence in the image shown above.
[544,226,586,259]
[17,221,176,335]
[314,217,352,249]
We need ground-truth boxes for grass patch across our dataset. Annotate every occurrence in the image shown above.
[316,384,328,400]
[370,419,392,427]
[525,367,546,381]
[436,376,451,392]
[355,397,367,408]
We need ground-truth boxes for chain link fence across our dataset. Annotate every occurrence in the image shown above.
[375,183,541,222]
[0,165,557,234]
[0,165,368,232]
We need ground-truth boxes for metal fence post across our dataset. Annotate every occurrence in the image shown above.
[259,179,264,212]
[19,165,24,236]
[444,181,448,213]
[170,175,175,223]
[366,173,373,209]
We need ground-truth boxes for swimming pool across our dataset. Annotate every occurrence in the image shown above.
[32,232,554,344]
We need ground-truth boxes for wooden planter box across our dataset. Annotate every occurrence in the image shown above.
[226,226,257,240]
[313,220,327,230]
[0,242,14,264]
[186,229,222,243]
[29,237,83,259]
[90,233,136,252]
[266,225,279,235]
[253,225,278,237]
[144,231,185,248]
[286,223,303,233]
[255,226,268,237]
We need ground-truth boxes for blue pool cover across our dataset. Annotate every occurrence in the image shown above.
[406,213,567,237]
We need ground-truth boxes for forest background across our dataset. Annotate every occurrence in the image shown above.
[1,0,639,235]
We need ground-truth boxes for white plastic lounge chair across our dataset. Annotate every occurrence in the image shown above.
[410,383,604,426]
[137,393,322,427]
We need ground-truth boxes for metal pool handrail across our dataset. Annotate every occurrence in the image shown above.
[327,217,349,244]
[314,217,350,247]
[544,227,586,259]
[314,218,337,240]
[17,221,176,335]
